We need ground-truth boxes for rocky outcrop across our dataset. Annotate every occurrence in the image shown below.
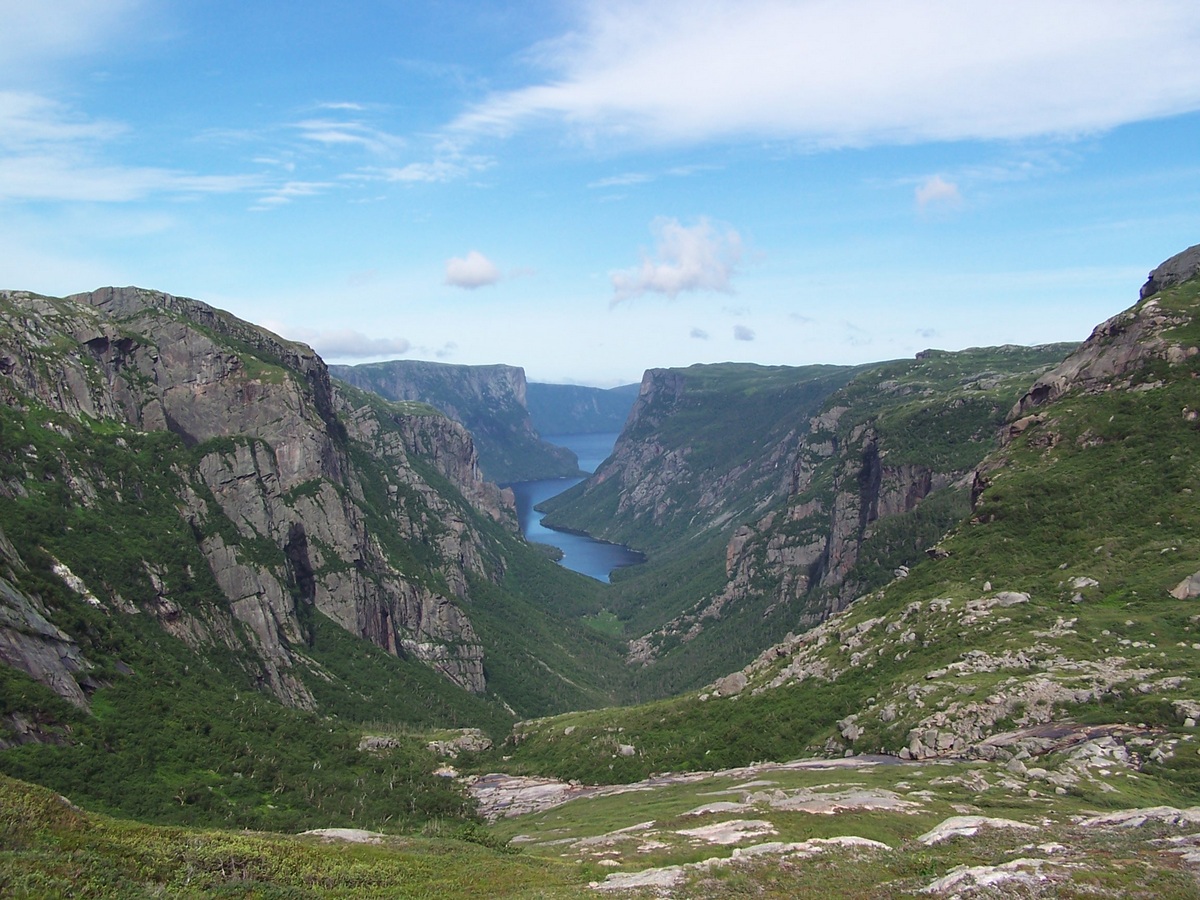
[1011,292,1199,420]
[0,287,518,706]
[1140,241,1200,298]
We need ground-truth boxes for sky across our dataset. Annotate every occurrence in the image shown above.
[4,1,1200,386]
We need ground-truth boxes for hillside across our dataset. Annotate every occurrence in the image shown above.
[543,346,1074,696]
[414,244,1200,895]
[0,287,626,830]
[330,360,580,483]
[484,244,1200,787]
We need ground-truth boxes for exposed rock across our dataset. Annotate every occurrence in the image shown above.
[918,815,1036,845]
[1012,265,1198,420]
[1170,570,1200,600]
[712,672,747,697]
[923,858,1055,894]
[1141,241,1200,298]
[426,729,493,757]
[0,535,93,710]
[1079,806,1200,829]
[301,828,386,844]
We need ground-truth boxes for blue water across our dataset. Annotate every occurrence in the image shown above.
[507,432,644,583]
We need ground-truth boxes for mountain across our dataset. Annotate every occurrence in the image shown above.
[329,360,580,483]
[490,243,1200,781]
[0,286,626,829]
[541,346,1075,696]
[525,381,640,435]
[5,243,1200,896]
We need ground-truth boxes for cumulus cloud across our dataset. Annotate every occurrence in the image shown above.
[451,0,1200,148]
[733,324,755,341]
[293,328,411,359]
[690,327,709,340]
[915,175,962,209]
[611,217,741,303]
[445,250,502,289]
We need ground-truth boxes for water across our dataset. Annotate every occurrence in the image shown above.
[506,432,644,583]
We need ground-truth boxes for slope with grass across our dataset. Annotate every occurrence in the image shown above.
[542,346,1073,698]
[0,287,628,830]
[480,247,1200,796]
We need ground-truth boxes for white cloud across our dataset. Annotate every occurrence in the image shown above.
[294,118,406,155]
[445,250,501,289]
[0,1,145,80]
[452,0,1200,148]
[0,91,265,203]
[369,154,493,184]
[251,180,334,210]
[0,154,261,203]
[611,217,741,303]
[915,175,962,209]
[588,172,652,189]
[733,324,756,341]
[290,327,412,359]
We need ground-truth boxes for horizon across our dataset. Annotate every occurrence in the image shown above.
[3,1,1200,386]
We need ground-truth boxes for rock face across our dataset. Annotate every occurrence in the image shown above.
[330,359,579,483]
[1140,241,1200,298]
[0,287,519,709]
[550,351,1068,676]
[1011,291,1198,419]
[0,525,93,711]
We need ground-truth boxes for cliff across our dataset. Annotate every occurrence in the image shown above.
[544,349,1073,691]
[330,360,579,483]
[525,381,639,436]
[0,287,523,713]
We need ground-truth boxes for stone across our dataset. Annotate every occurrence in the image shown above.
[1171,571,1200,600]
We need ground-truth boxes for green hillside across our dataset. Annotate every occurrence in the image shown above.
[479,264,1200,792]
[541,347,1074,697]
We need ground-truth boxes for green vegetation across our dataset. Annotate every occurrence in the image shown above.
[0,774,581,898]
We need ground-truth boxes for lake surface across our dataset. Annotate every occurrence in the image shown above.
[507,432,644,583]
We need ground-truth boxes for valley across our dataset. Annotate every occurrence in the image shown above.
[4,243,1200,896]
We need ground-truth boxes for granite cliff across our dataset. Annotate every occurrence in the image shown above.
[0,287,524,715]
[330,360,579,482]
[543,348,1073,691]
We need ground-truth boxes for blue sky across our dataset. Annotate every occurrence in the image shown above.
[4,1,1200,386]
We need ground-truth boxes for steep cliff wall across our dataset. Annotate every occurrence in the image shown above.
[330,360,579,482]
[548,350,1072,687]
[0,288,520,710]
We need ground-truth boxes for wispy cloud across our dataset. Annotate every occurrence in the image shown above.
[0,90,265,203]
[294,118,406,155]
[445,250,501,289]
[251,180,334,211]
[611,217,741,304]
[690,327,709,340]
[733,324,755,341]
[372,155,492,183]
[588,171,653,189]
[451,0,1200,149]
